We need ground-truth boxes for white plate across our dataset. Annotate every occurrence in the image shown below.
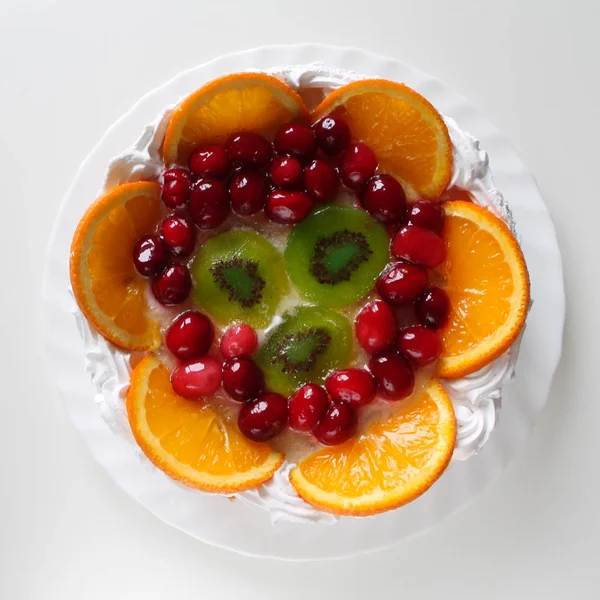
[42,44,564,561]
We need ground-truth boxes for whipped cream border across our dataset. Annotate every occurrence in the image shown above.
[73,62,523,526]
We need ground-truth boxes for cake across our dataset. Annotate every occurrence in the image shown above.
[69,63,529,524]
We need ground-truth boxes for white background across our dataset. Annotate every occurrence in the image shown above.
[1,0,598,598]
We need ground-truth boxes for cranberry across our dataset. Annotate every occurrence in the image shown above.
[355,299,397,354]
[314,402,357,446]
[171,357,222,399]
[312,116,351,156]
[265,189,313,224]
[369,352,414,400]
[160,215,196,257]
[189,179,230,229]
[220,323,258,359]
[340,143,377,190]
[229,171,267,216]
[238,393,289,442]
[227,132,272,168]
[132,235,168,277]
[391,226,446,269]
[377,262,429,305]
[361,175,406,223]
[326,368,376,407]
[408,200,445,234]
[166,311,214,361]
[288,384,329,432]
[268,156,303,188]
[188,144,229,179]
[304,159,339,202]
[415,287,450,329]
[152,264,192,305]
[162,168,192,209]
[222,358,264,402]
[397,326,441,366]
[274,123,316,163]
[163,167,192,184]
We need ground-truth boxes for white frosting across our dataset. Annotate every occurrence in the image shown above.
[73,62,524,525]
[445,116,517,235]
[444,338,521,461]
[238,463,337,525]
[104,108,173,188]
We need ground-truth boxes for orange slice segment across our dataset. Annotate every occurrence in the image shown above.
[436,201,530,379]
[163,73,310,166]
[313,79,452,199]
[70,181,162,351]
[127,355,284,493]
[290,380,455,516]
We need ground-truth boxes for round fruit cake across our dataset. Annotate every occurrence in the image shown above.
[70,63,530,521]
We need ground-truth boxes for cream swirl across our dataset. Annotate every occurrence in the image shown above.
[103,108,173,189]
[72,62,525,525]
[445,116,517,236]
[73,300,134,444]
[238,464,338,525]
[444,340,521,461]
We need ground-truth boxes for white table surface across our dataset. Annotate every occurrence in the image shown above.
[2,0,598,597]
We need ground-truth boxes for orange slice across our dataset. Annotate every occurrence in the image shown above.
[127,355,284,493]
[290,380,455,516]
[163,73,310,166]
[70,181,162,351]
[436,201,530,379]
[313,79,452,199]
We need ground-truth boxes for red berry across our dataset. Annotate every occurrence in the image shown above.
[326,368,376,407]
[265,189,313,224]
[152,264,192,305]
[163,167,192,183]
[160,215,196,257]
[274,123,316,163]
[314,402,357,446]
[238,393,289,442]
[391,226,446,268]
[377,262,429,305]
[397,326,441,366]
[340,143,377,190]
[189,178,230,229]
[312,116,351,156]
[369,352,414,400]
[166,311,214,361]
[408,200,445,234]
[355,299,397,354]
[162,168,192,209]
[220,323,258,359]
[222,357,264,402]
[288,384,329,432]
[268,156,303,188]
[227,132,271,168]
[132,235,168,277]
[415,287,450,329]
[171,357,222,399]
[304,159,339,202]
[229,170,267,216]
[361,174,406,223]
[188,144,229,179]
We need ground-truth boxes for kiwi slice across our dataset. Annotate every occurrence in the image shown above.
[256,305,352,395]
[191,229,289,328]
[284,206,389,308]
